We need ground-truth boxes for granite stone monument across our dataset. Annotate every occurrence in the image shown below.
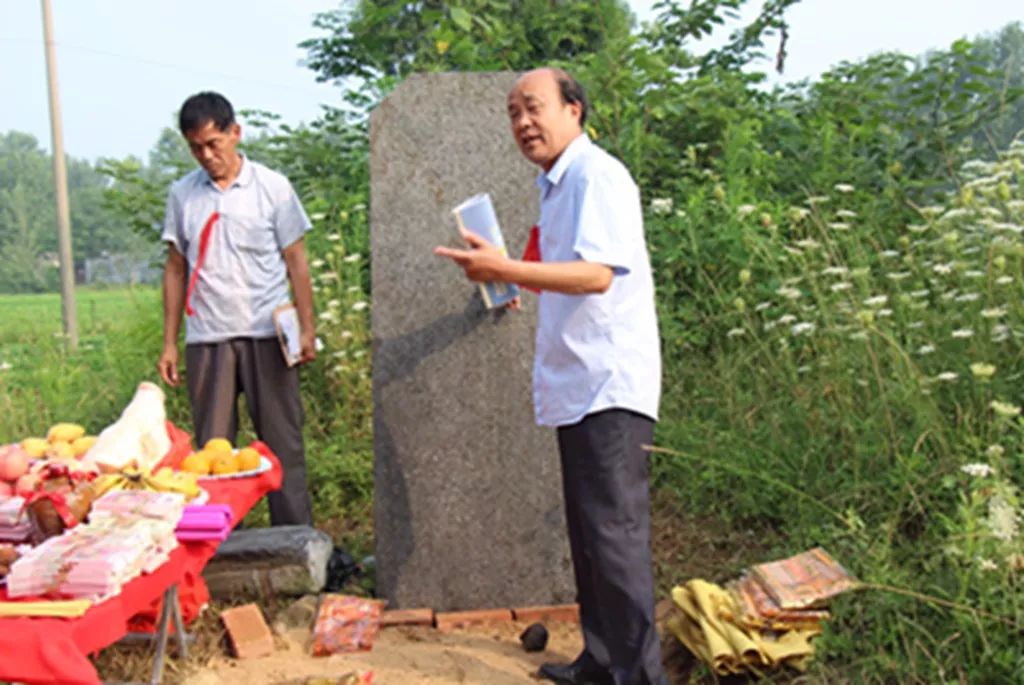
[370,72,574,610]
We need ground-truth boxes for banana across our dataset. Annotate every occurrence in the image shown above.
[47,423,86,444]
[92,467,201,501]
[21,437,49,459]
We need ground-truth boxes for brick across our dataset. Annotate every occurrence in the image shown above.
[434,608,513,631]
[512,604,580,624]
[220,603,274,659]
[380,608,435,627]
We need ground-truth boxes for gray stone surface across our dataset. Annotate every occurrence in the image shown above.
[202,525,332,599]
[370,71,574,611]
[272,594,320,635]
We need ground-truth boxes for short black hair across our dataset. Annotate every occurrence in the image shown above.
[178,92,235,135]
[552,69,588,127]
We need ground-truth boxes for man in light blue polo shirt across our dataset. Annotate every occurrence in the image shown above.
[158,91,316,526]
[435,68,665,685]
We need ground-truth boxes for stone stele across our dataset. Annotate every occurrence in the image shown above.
[370,71,574,611]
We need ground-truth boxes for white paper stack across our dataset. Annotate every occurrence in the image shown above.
[6,497,181,601]
[0,496,31,543]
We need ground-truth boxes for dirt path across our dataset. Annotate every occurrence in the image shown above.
[193,621,584,685]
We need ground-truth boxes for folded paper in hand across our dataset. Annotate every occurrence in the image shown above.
[451,192,520,309]
[273,303,302,367]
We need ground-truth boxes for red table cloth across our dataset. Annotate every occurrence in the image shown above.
[0,442,282,685]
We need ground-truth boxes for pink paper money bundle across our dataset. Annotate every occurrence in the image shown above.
[175,504,233,541]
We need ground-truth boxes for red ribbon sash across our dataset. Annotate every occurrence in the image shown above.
[520,224,542,293]
[185,211,220,317]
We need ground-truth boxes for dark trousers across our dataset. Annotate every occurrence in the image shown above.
[557,409,667,685]
[186,337,313,526]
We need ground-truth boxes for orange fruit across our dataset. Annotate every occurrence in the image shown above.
[181,452,213,475]
[236,447,261,472]
[210,453,240,475]
[204,438,233,455]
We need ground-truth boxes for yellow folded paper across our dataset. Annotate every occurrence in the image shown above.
[0,599,93,618]
[668,579,821,676]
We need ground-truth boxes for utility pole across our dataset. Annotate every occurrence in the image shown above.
[41,0,78,351]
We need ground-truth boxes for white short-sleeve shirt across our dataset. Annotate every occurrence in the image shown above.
[533,134,662,427]
[161,155,311,344]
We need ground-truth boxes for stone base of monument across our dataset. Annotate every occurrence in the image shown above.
[203,525,333,600]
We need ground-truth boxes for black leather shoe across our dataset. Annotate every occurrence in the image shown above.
[537,661,609,685]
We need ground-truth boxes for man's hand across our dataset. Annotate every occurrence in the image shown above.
[434,231,509,283]
[299,329,317,364]
[157,343,181,387]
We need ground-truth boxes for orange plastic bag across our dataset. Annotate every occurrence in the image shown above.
[311,594,386,656]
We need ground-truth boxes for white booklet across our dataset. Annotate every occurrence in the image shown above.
[272,303,302,367]
[451,193,520,309]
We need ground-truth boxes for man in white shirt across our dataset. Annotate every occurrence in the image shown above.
[435,68,665,685]
[159,91,316,525]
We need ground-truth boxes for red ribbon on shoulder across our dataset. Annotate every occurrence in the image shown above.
[185,211,220,317]
[519,224,541,293]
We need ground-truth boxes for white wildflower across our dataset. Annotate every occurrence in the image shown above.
[806,195,830,205]
[736,203,756,217]
[726,327,746,338]
[886,271,911,281]
[908,321,925,329]
[755,301,773,312]
[778,314,797,325]
[981,307,1007,319]
[877,308,893,318]
[822,266,850,276]
[917,344,935,355]
[849,331,869,341]
[881,250,900,258]
[910,289,930,299]
[954,293,980,303]
[834,183,855,193]
[977,557,999,572]
[863,295,888,307]
[318,272,338,282]
[836,209,858,219]
[963,270,984,279]
[791,322,815,336]
[935,372,959,382]
[327,299,341,309]
[990,400,1021,417]
[933,262,954,275]
[343,253,361,263]
[311,258,326,269]
[961,463,994,478]
[970,362,996,378]
[776,286,802,300]
[828,222,851,231]
[831,282,853,292]
[952,328,974,339]
[318,310,338,323]
[795,238,821,249]
[650,198,674,215]
[340,330,354,339]
[326,233,341,241]
[0,361,11,372]
[352,301,369,312]
[996,276,1013,285]
[986,444,1005,459]
[987,495,1020,542]
[907,223,930,234]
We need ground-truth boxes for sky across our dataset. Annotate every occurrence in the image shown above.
[1,1,1021,163]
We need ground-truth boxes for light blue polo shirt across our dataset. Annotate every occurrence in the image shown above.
[533,134,661,427]
[161,155,311,344]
